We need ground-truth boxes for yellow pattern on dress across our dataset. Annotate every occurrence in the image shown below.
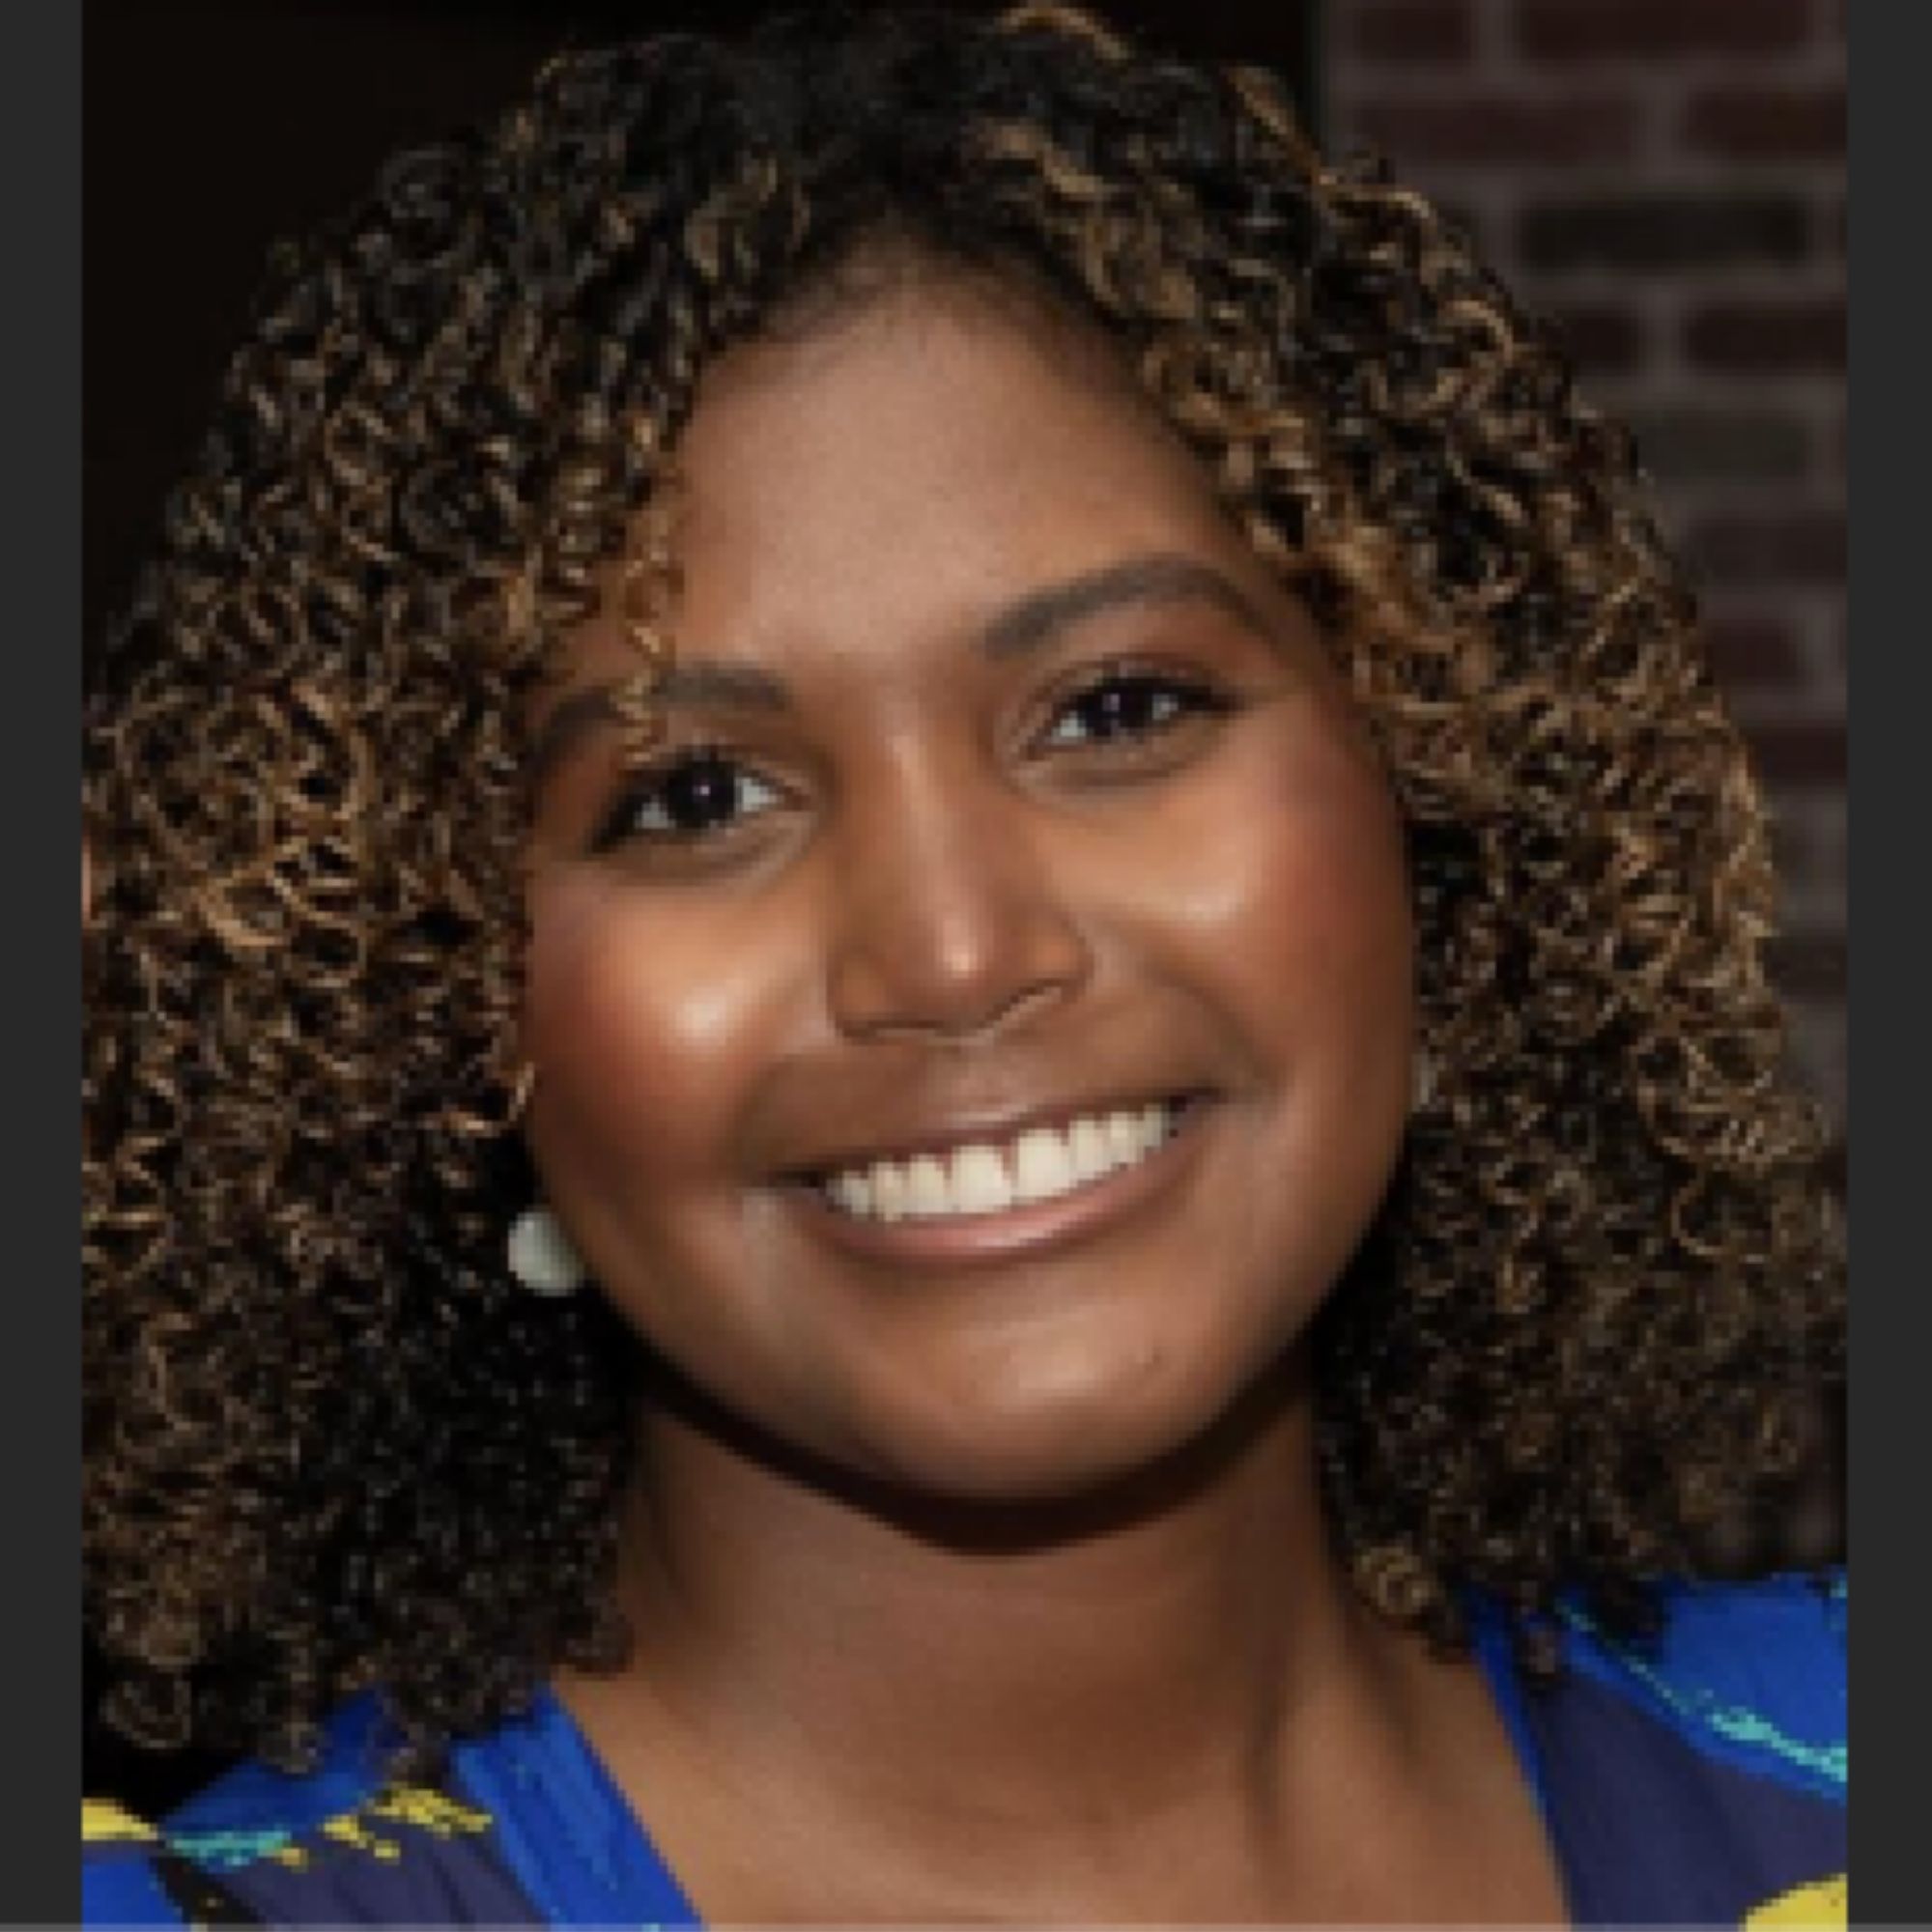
[82,1799,156,1843]
[1746,1872,1848,1927]
[310,1784,495,1864]
[362,1785,493,1837]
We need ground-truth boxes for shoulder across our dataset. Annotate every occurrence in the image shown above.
[83,1798,188,1927]
[1553,1567,1846,1801]
[1492,1569,1846,1928]
[82,1696,545,1926]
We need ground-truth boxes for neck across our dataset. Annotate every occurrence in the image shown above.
[554,1358,1562,1924]
[572,1352,1411,1826]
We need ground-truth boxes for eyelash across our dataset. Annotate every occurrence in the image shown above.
[591,666,1234,851]
[1040,663,1233,751]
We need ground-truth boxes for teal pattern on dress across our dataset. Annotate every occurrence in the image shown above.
[165,1826,299,1872]
[1555,1597,1847,1789]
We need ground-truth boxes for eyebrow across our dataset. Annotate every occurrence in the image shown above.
[529,664,789,785]
[979,553,1274,660]
[528,551,1277,781]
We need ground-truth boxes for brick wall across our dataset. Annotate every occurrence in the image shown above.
[1322,0,1848,1137]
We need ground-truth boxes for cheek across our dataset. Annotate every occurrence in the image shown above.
[1128,714,1414,1058]
[1237,781,1411,1051]
[522,875,798,1200]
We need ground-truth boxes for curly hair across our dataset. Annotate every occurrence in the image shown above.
[84,3,1843,1769]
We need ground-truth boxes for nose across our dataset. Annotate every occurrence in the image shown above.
[825,752,1092,1044]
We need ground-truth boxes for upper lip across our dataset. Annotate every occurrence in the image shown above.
[781,1088,1207,1181]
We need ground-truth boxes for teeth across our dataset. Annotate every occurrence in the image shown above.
[952,1144,1015,1213]
[906,1154,950,1217]
[1010,1127,1074,1205]
[1068,1117,1111,1181]
[819,1102,1182,1224]
[872,1162,909,1222]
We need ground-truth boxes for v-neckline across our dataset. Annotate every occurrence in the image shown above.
[1466,1595,1579,1926]
[465,1619,1577,1930]
[452,1683,706,1926]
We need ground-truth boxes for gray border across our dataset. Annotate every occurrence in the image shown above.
[1849,6,1918,1922]
[11,0,81,1920]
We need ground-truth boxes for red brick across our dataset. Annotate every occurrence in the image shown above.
[1520,194,1806,273]
[1352,95,1637,167]
[1700,614,1805,692]
[1686,513,1846,586]
[1352,1,1474,62]
[1765,932,1847,999]
[1627,409,1810,485]
[1547,304,1646,375]
[1684,86,1846,162]
[1746,719,1847,787]
[1684,301,1846,375]
[1517,0,1810,61]
[1767,815,1811,890]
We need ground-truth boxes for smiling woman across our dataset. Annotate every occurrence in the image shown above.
[518,288,1417,1522]
[82,6,1844,1926]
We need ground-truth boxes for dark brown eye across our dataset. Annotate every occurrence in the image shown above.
[1044,671,1225,749]
[598,750,781,846]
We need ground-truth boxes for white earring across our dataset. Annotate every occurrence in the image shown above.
[507,1206,585,1296]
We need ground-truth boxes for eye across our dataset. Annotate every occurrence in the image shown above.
[1039,668,1231,750]
[595,747,783,848]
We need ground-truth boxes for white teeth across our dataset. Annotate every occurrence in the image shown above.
[906,1154,950,1217]
[871,1162,909,1222]
[1011,1127,1075,1204]
[832,1170,872,1216]
[951,1144,1015,1213]
[1068,1117,1111,1181]
[820,1101,1182,1224]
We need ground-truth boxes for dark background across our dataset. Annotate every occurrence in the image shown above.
[84,0,1321,659]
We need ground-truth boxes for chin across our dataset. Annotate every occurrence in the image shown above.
[833,1316,1305,1517]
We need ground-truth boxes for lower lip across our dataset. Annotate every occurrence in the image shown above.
[781,1098,1215,1269]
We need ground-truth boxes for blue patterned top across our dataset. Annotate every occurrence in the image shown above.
[83,1570,1845,1927]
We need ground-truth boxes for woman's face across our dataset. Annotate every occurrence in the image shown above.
[524,280,1415,1501]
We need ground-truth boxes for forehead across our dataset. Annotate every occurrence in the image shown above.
[676,283,1240,612]
[545,273,1294,713]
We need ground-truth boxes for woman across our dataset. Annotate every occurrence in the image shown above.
[82,6,1845,1923]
